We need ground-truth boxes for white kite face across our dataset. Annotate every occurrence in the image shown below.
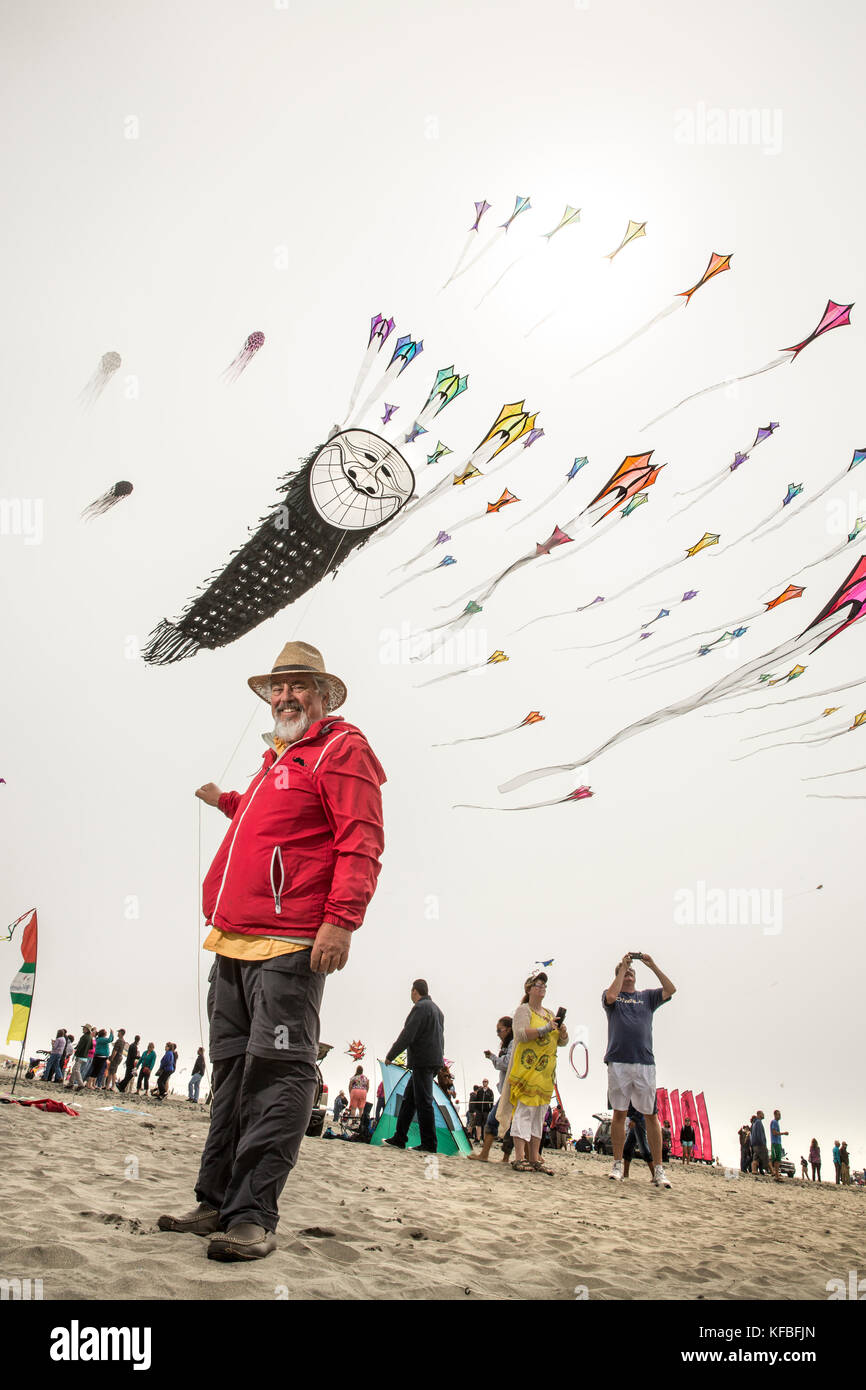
[309,430,414,531]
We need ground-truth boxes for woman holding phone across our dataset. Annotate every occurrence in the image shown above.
[496,970,568,1175]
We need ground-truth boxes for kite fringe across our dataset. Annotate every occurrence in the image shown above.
[141,620,202,666]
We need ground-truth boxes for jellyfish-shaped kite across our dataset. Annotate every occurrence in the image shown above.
[82,480,134,519]
[80,351,122,407]
[223,331,265,383]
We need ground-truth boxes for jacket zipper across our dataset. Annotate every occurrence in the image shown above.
[210,747,292,926]
[270,846,285,915]
[210,721,350,927]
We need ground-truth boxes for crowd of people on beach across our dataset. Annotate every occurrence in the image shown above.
[738,1114,860,1185]
[31,1028,207,1103]
[320,956,677,1185]
[326,1006,863,1191]
[24,1017,862,1192]
[20,1017,861,1197]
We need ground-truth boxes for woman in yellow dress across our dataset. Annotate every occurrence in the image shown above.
[496,971,568,1174]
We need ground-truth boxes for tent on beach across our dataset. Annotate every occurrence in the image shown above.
[371,1061,472,1156]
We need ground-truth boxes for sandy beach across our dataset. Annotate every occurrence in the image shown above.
[1,1077,863,1302]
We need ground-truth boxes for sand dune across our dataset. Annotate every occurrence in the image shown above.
[1,1080,863,1300]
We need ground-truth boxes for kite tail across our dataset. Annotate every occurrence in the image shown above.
[807,793,866,800]
[475,259,519,310]
[506,485,565,532]
[410,613,475,663]
[524,309,556,340]
[571,301,680,379]
[81,497,115,519]
[641,356,788,431]
[380,572,421,598]
[512,608,572,636]
[414,664,479,688]
[669,479,723,518]
[441,232,479,289]
[568,631,633,653]
[446,228,501,284]
[141,620,203,666]
[388,537,439,575]
[78,377,111,410]
[351,367,394,427]
[626,649,699,680]
[803,762,866,782]
[674,471,725,499]
[731,510,779,546]
[432,726,511,747]
[731,734,824,762]
[454,797,563,811]
[748,500,805,543]
[221,357,249,386]
[741,715,815,741]
[341,347,380,426]
[435,561,513,610]
[587,638,640,668]
[499,619,835,793]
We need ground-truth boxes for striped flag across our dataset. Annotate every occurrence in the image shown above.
[7,909,37,1044]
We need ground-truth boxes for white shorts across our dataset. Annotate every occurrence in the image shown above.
[511,1102,546,1141]
[607,1062,656,1115]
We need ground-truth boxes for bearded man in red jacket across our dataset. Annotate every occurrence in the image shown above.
[158,641,385,1261]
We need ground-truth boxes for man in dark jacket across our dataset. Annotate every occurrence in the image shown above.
[116,1034,141,1093]
[384,979,444,1153]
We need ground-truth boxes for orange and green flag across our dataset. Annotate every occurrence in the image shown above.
[7,909,37,1044]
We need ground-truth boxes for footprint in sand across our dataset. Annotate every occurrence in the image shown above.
[8,1242,84,1268]
[314,1238,362,1265]
[79,1211,147,1234]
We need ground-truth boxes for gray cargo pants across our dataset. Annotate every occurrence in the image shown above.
[195,949,325,1232]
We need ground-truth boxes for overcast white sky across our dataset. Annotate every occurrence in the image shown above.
[1,0,864,1168]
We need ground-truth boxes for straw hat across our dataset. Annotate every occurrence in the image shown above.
[247,641,347,711]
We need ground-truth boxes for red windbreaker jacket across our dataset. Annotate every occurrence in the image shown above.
[202,717,386,939]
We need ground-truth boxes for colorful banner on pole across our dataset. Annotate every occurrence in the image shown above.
[7,909,37,1044]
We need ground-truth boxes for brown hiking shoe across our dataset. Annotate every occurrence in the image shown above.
[207,1223,277,1261]
[157,1203,220,1235]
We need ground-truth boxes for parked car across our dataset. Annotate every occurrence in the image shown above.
[593,1112,613,1155]
[305,1042,332,1137]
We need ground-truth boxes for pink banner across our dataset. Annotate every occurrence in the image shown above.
[681,1090,702,1158]
[669,1089,683,1157]
[656,1086,671,1134]
[695,1091,713,1162]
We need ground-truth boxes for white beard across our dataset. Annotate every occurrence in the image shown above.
[274,708,311,744]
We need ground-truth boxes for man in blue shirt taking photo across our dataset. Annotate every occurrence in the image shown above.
[602,952,676,1189]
